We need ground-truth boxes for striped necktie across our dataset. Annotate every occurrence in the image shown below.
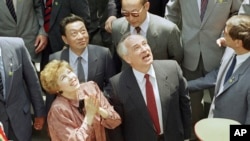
[6,0,17,22]
[200,0,208,21]
[44,0,52,32]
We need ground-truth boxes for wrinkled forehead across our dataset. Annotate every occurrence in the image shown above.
[124,35,146,47]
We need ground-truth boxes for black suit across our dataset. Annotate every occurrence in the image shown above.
[149,0,169,17]
[109,60,191,141]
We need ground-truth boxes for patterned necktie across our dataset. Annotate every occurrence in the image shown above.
[6,0,17,22]
[77,57,85,83]
[135,27,141,34]
[44,0,52,32]
[145,74,160,134]
[0,74,4,98]
[200,0,208,21]
[224,54,237,84]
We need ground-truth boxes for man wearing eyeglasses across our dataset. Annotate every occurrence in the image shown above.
[111,0,183,72]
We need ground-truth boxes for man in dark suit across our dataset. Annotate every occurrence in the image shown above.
[87,0,118,50]
[41,0,90,69]
[188,15,250,125]
[111,0,183,72]
[109,34,191,141]
[0,37,46,141]
[46,14,116,113]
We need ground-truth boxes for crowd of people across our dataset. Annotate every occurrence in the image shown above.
[0,0,250,141]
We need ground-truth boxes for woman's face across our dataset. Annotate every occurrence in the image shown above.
[57,68,80,95]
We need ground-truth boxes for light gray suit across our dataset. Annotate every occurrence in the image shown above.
[0,0,46,63]
[112,13,183,71]
[46,45,116,113]
[165,0,241,72]
[0,37,46,141]
[188,48,250,124]
[109,60,191,141]
[239,0,250,15]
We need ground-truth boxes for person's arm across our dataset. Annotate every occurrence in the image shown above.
[33,0,48,53]
[105,0,118,33]
[47,103,94,141]
[21,40,46,129]
[176,62,191,140]
[84,81,121,129]
[165,0,182,28]
[188,67,219,92]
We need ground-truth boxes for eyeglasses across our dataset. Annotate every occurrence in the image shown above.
[121,6,144,17]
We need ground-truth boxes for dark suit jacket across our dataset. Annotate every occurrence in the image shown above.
[109,60,191,141]
[42,0,91,53]
[112,13,183,71]
[149,0,169,17]
[46,45,116,113]
[0,37,45,141]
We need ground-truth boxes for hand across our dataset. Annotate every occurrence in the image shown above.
[34,116,45,130]
[105,16,117,33]
[34,35,48,54]
[216,37,226,47]
[84,95,99,125]
[98,107,109,119]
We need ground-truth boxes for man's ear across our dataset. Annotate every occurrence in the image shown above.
[123,55,131,64]
[235,39,243,48]
[62,35,68,44]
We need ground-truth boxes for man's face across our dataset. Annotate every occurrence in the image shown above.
[123,35,153,70]
[121,0,149,27]
[62,21,89,52]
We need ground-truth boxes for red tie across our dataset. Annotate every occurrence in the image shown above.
[44,0,52,32]
[145,74,160,134]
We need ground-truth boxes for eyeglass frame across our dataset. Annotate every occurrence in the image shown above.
[121,6,145,17]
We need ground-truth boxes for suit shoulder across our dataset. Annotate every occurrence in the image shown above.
[150,14,178,29]
[49,50,64,59]
[154,60,178,66]
[112,17,127,28]
[0,37,25,49]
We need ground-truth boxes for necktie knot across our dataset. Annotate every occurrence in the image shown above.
[135,26,141,34]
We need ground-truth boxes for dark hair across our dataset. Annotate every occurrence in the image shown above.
[60,14,85,36]
[226,15,250,50]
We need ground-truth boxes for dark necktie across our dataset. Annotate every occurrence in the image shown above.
[224,55,237,84]
[145,74,160,134]
[77,57,85,83]
[44,0,52,32]
[200,0,208,21]
[0,74,4,98]
[6,0,17,22]
[135,27,141,34]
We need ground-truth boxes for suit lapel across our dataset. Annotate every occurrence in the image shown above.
[217,56,250,97]
[0,0,16,23]
[201,0,216,26]
[125,69,155,130]
[50,0,61,28]
[1,47,14,100]
[60,48,70,61]
[153,62,171,129]
[87,45,97,81]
